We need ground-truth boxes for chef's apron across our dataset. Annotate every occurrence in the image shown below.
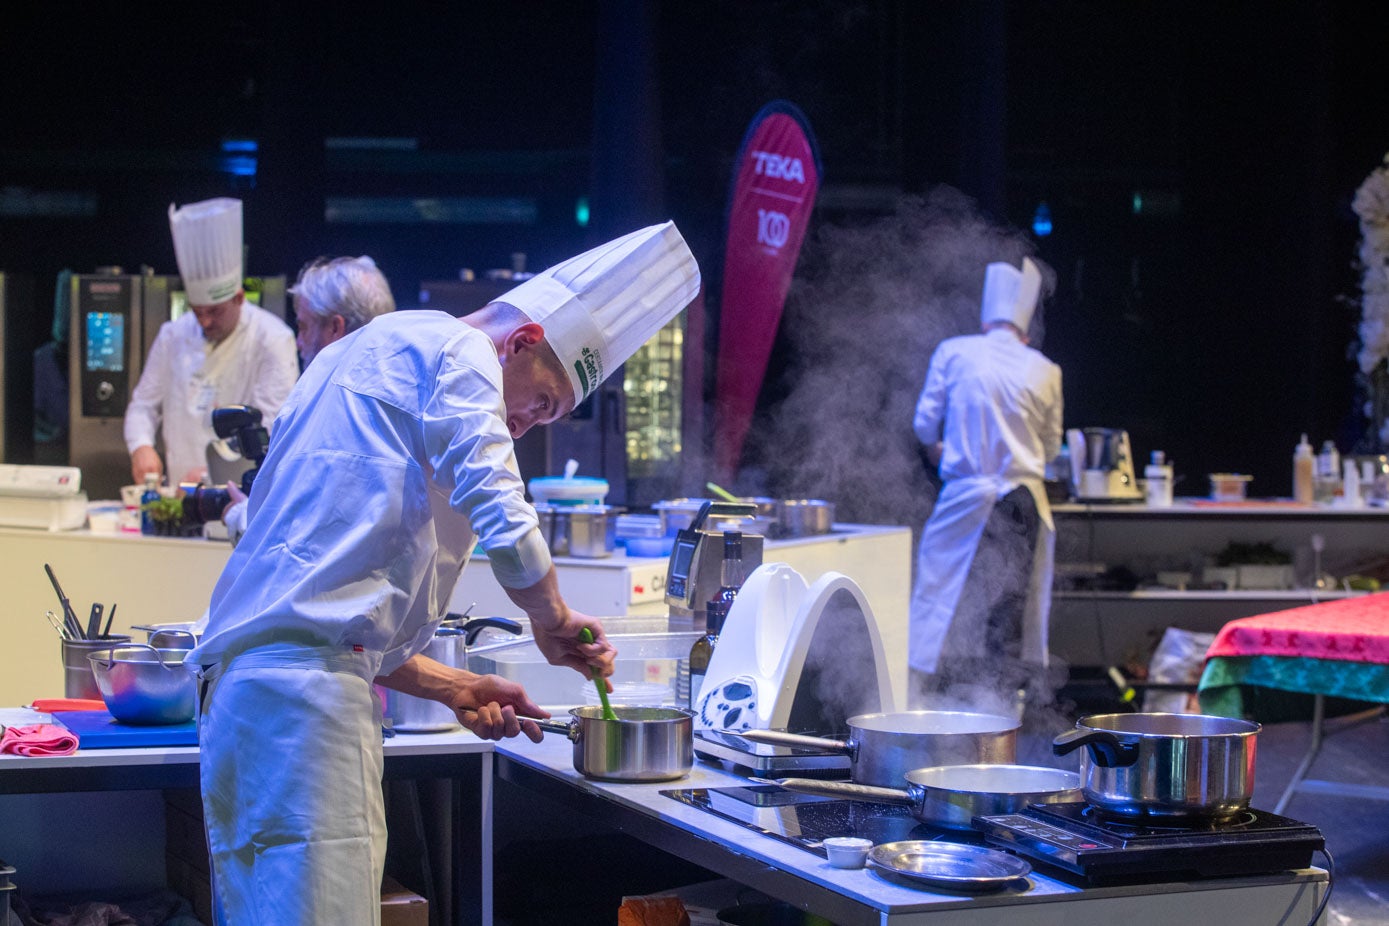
[198,644,386,926]
[910,475,1055,676]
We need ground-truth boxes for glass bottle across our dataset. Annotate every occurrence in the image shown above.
[711,531,745,614]
[688,598,728,710]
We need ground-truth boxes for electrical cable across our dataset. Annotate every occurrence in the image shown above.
[1305,845,1335,926]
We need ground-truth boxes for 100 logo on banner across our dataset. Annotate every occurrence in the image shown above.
[758,209,790,248]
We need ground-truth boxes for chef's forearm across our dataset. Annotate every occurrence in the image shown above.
[376,653,472,701]
[500,565,568,632]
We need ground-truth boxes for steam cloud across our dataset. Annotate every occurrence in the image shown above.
[728,188,1076,755]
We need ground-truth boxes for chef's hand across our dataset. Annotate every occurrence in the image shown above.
[454,674,548,743]
[221,482,247,520]
[131,446,163,485]
[531,610,617,682]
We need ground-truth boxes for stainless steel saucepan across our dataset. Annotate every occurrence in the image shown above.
[1052,712,1260,819]
[774,764,1083,830]
[731,710,1019,787]
[535,705,694,782]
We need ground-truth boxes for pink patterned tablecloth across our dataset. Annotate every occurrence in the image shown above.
[1205,592,1389,663]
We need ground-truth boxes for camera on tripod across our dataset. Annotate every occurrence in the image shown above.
[181,404,270,524]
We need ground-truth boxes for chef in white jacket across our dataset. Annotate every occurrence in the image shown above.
[909,256,1062,716]
[124,198,299,486]
[188,222,699,925]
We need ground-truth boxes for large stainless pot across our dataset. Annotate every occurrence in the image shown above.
[731,710,1018,787]
[535,504,622,557]
[1053,712,1260,819]
[535,705,693,782]
[775,764,1083,830]
[776,499,834,537]
[88,644,196,725]
[386,617,523,732]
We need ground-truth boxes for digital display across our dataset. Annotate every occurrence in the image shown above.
[669,536,697,578]
[85,311,125,372]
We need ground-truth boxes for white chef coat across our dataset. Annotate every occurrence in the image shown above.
[124,301,298,484]
[188,309,553,678]
[190,311,554,923]
[910,327,1062,674]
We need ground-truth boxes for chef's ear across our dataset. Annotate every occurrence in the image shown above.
[507,322,547,354]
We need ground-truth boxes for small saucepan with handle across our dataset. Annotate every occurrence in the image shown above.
[534,705,694,782]
[773,764,1084,830]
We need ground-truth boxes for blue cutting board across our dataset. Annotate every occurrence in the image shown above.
[56,710,198,748]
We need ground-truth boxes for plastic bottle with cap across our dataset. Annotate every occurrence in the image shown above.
[1341,459,1363,509]
[1315,440,1341,503]
[1144,451,1174,508]
[1292,434,1315,504]
[139,473,161,535]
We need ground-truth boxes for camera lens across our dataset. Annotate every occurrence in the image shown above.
[182,486,232,525]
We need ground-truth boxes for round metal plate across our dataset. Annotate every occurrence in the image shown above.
[868,841,1031,891]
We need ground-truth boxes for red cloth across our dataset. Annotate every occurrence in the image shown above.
[1206,592,1389,664]
[0,722,80,756]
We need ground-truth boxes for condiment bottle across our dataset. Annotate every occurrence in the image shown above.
[140,473,161,535]
[688,598,728,711]
[1144,451,1174,508]
[1342,460,1363,509]
[1292,434,1315,504]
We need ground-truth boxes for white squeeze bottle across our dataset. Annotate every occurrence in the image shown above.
[1342,460,1363,509]
[1293,434,1315,504]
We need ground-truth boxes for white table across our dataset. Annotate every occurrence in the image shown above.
[0,712,495,926]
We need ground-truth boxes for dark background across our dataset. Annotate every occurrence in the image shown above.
[3,1,1387,513]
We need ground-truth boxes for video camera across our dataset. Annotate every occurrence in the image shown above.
[181,404,270,524]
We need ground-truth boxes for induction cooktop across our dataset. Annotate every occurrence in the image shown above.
[662,785,970,858]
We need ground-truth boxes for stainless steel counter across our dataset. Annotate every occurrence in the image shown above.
[494,734,1329,925]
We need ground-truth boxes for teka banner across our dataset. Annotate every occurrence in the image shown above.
[713,100,822,479]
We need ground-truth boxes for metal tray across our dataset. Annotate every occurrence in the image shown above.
[867,841,1031,891]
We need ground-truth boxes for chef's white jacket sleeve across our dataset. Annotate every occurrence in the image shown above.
[421,345,552,590]
[123,324,171,453]
[1042,364,1064,462]
[913,344,949,446]
[244,325,299,429]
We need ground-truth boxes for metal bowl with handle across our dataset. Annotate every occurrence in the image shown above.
[535,705,694,782]
[731,710,1018,787]
[88,644,196,725]
[774,764,1083,830]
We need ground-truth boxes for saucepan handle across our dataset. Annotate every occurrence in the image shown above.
[726,728,851,755]
[532,717,581,742]
[1052,727,1140,768]
[773,777,913,805]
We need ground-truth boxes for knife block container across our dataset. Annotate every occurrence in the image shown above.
[62,635,132,699]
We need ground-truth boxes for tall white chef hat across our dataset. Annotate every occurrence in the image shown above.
[168,198,244,306]
[498,221,700,403]
[980,256,1042,332]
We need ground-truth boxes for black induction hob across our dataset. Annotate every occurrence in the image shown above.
[976,802,1325,885]
[662,785,967,858]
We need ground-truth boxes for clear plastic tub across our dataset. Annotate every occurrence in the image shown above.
[469,631,701,707]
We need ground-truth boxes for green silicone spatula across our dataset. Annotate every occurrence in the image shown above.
[580,627,618,720]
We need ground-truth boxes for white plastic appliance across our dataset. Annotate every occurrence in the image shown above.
[691,563,894,737]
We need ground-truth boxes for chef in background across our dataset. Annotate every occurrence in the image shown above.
[291,254,396,365]
[220,254,396,542]
[124,198,299,486]
[188,222,700,924]
[909,256,1063,719]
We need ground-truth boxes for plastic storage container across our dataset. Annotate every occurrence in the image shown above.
[470,631,701,707]
[527,475,609,507]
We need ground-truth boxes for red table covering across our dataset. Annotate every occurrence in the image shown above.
[1205,592,1389,663]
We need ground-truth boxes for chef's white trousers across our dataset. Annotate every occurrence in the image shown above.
[199,645,387,926]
